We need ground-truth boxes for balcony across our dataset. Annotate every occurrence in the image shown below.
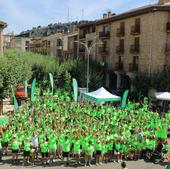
[129,64,139,72]
[130,45,140,54]
[167,22,170,32]
[115,62,124,71]
[79,34,86,39]
[98,47,109,55]
[131,25,140,35]
[165,43,170,54]
[99,31,110,38]
[116,46,124,54]
[116,28,125,37]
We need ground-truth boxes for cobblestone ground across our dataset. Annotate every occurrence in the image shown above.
[0,156,169,169]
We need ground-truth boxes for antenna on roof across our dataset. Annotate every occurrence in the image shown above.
[82,8,84,21]
[67,8,70,23]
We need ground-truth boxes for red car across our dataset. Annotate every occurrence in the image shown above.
[15,85,27,100]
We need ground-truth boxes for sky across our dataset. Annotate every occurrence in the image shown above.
[0,0,158,34]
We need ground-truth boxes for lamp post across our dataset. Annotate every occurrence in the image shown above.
[75,38,102,92]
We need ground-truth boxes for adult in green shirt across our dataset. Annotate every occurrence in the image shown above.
[40,138,49,165]
[95,140,102,165]
[48,134,57,163]
[84,141,94,167]
[61,136,71,166]
[11,136,19,164]
[72,137,81,164]
[23,138,31,165]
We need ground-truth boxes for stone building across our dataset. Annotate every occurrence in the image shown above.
[3,32,15,49]
[0,21,7,56]
[78,0,170,90]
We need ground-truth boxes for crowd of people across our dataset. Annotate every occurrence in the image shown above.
[0,89,169,167]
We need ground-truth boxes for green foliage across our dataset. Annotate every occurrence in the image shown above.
[70,58,104,91]
[63,71,72,92]
[0,53,32,99]
[133,70,170,96]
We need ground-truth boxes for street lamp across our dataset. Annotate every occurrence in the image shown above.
[75,38,102,92]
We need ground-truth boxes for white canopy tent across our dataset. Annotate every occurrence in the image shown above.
[82,87,121,104]
[155,92,170,101]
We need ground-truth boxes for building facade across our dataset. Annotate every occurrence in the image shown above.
[13,36,30,52]
[3,32,15,49]
[78,0,170,89]
[0,21,7,56]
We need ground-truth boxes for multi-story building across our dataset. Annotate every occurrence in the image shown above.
[63,30,78,59]
[29,37,50,55]
[0,21,7,56]
[13,36,30,52]
[3,32,15,49]
[78,0,170,90]
[44,33,63,58]
[29,28,78,59]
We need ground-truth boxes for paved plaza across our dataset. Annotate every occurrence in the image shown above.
[0,157,169,169]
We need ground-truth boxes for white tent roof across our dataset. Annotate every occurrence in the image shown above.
[155,92,170,101]
[82,87,121,104]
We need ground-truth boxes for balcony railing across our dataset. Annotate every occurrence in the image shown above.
[99,31,110,38]
[116,28,125,37]
[130,45,140,54]
[115,63,124,71]
[99,47,109,55]
[129,64,139,72]
[165,43,170,53]
[167,22,170,32]
[116,46,124,54]
[131,25,140,35]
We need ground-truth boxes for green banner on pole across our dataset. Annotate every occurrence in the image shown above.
[49,73,54,95]
[13,95,19,112]
[31,79,36,102]
[72,78,78,102]
[11,86,19,112]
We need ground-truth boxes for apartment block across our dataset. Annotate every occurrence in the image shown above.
[3,32,15,49]
[78,0,170,89]
[0,21,7,56]
[14,36,30,52]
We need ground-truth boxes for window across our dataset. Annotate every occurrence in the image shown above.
[103,25,109,32]
[118,56,123,63]
[133,56,139,65]
[120,22,125,34]
[135,18,140,32]
[134,37,140,49]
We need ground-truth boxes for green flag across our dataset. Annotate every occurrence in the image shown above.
[31,79,36,102]
[72,78,78,102]
[13,95,19,112]
[121,90,129,109]
[49,73,54,95]
[11,86,19,112]
[25,80,28,97]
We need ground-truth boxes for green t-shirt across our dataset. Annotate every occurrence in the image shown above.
[86,145,94,156]
[49,138,57,150]
[62,139,71,152]
[24,141,31,151]
[95,142,102,151]
[41,141,48,153]
[73,140,81,152]
[12,140,19,150]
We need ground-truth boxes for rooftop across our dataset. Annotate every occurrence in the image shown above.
[78,2,170,28]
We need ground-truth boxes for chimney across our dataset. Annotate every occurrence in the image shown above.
[158,0,170,5]
[103,13,107,19]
